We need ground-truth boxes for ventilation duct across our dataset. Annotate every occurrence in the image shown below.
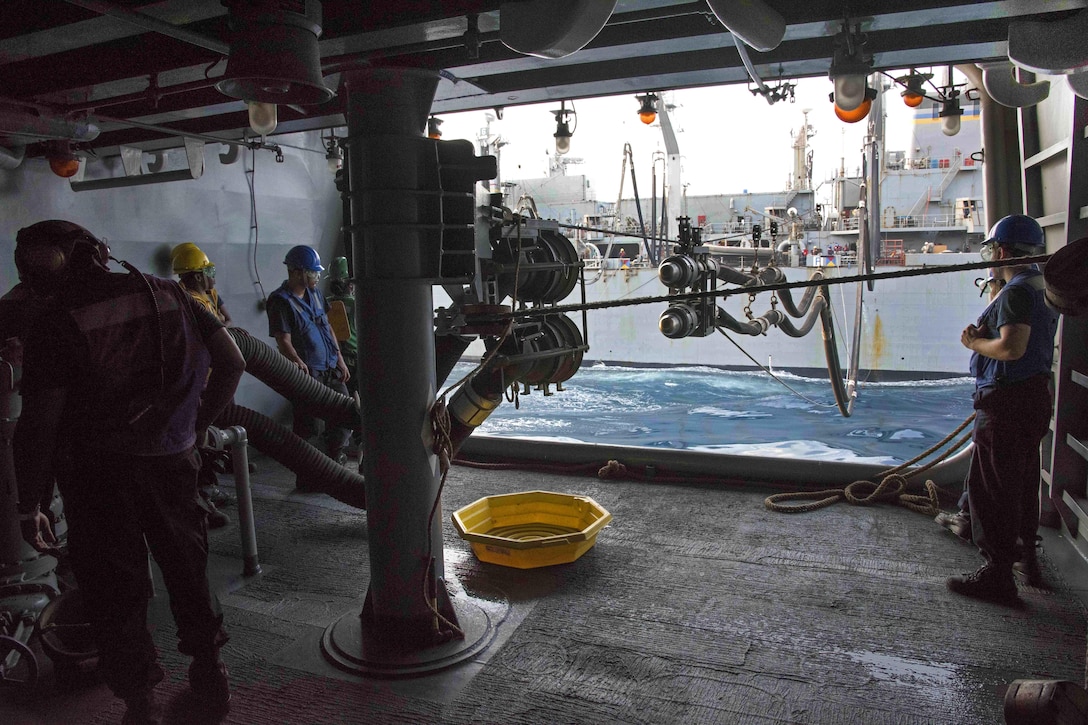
[215,0,333,105]
[1008,9,1088,75]
[705,0,786,52]
[500,0,617,59]
[978,61,1050,108]
[0,144,25,170]
[1069,71,1088,101]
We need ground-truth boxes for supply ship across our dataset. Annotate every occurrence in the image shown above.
[498,100,988,380]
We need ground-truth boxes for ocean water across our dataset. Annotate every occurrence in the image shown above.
[451,363,976,466]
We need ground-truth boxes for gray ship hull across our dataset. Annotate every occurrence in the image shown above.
[571,255,982,381]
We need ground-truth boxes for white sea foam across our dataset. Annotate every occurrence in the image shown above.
[689,406,773,419]
[689,439,898,465]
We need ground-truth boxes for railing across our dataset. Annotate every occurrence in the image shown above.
[836,212,965,231]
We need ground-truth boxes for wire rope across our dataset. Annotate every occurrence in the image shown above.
[464,253,1051,323]
[716,328,838,408]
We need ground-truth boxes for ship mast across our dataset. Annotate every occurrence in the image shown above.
[791,109,816,191]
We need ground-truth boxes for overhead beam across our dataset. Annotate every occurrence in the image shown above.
[61,0,229,54]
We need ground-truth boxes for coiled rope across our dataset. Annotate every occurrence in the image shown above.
[763,413,974,516]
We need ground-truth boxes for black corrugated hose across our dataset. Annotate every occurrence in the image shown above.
[226,327,359,427]
[217,403,367,510]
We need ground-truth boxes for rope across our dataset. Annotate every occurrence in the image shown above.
[422,395,463,640]
[763,413,974,516]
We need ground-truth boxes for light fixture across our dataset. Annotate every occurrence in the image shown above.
[552,100,574,155]
[427,115,443,139]
[833,99,872,124]
[44,141,80,178]
[939,92,963,136]
[828,83,876,123]
[247,101,278,136]
[324,134,342,172]
[636,93,658,124]
[896,70,933,108]
[49,155,80,178]
[828,20,873,112]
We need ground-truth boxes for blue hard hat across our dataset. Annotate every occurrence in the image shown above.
[985,214,1044,255]
[284,245,324,271]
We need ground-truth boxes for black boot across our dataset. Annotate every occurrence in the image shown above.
[1013,537,1045,587]
[947,563,1018,602]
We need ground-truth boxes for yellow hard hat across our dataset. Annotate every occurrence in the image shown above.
[171,242,212,274]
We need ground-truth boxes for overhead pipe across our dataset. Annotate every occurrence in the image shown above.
[959,63,1024,225]
[0,108,100,143]
[63,77,223,115]
[0,96,272,157]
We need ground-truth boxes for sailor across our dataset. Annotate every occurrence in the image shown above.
[325,256,361,457]
[266,245,352,470]
[944,214,1057,600]
[171,242,234,528]
[171,242,232,326]
[13,220,245,722]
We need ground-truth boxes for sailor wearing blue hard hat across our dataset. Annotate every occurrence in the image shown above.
[266,245,352,471]
[942,214,1057,601]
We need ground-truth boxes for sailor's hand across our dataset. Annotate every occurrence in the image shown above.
[195,426,209,449]
[20,510,56,554]
[337,357,350,384]
[961,324,980,349]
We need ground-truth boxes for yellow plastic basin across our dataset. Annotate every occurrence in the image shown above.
[452,490,612,569]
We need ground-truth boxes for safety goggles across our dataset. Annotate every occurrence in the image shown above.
[979,241,998,262]
[203,265,216,279]
[304,270,321,283]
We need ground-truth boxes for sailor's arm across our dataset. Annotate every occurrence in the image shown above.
[13,387,64,551]
[273,331,308,374]
[195,327,245,446]
[961,322,1030,361]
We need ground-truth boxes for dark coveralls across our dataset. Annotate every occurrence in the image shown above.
[967,269,1058,571]
[19,273,228,699]
[266,282,351,457]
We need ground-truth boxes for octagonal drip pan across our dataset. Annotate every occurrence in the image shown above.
[452,490,612,569]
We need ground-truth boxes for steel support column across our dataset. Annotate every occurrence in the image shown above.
[321,67,495,676]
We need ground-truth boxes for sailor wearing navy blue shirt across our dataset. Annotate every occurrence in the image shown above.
[947,215,1057,601]
[266,245,352,465]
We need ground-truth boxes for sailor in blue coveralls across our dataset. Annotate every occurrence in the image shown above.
[266,245,352,468]
[946,214,1057,601]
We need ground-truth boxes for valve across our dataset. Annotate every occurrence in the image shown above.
[658,254,718,290]
[659,300,720,339]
